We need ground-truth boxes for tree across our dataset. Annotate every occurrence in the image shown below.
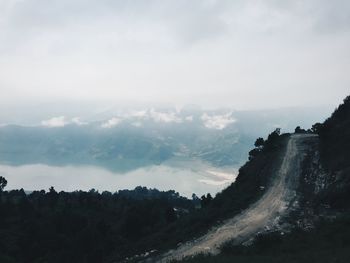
[295,126,306,134]
[206,193,213,202]
[254,137,265,148]
[0,176,7,191]
[165,207,177,222]
[263,128,282,150]
[267,128,280,142]
[200,193,213,208]
[311,123,322,134]
[192,193,199,201]
[249,148,260,160]
[295,126,302,133]
[49,186,56,194]
[274,128,281,135]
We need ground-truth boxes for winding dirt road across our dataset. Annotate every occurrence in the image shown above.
[159,134,317,262]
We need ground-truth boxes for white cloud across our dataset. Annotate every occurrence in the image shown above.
[149,109,182,123]
[198,179,230,186]
[199,170,237,185]
[185,115,193,121]
[71,117,87,125]
[131,121,142,127]
[201,112,235,129]
[41,116,67,127]
[128,110,148,118]
[0,0,349,109]
[101,117,121,128]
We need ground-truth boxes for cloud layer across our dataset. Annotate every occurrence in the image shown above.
[101,117,122,128]
[0,0,349,109]
[39,108,238,130]
[201,112,236,130]
[41,116,67,127]
[41,116,87,127]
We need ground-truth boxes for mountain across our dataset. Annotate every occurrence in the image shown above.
[0,98,348,262]
[312,96,350,208]
[0,106,330,172]
[167,96,350,262]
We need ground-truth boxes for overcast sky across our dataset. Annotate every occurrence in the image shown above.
[0,0,349,109]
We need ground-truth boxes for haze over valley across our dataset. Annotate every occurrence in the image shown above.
[0,105,332,196]
[1,1,349,262]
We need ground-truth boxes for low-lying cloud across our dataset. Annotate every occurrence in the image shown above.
[149,109,182,123]
[41,116,67,127]
[101,117,122,128]
[201,112,236,130]
[41,116,87,127]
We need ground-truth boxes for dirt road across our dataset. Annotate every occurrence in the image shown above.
[159,134,316,262]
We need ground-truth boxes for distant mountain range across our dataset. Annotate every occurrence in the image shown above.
[0,106,332,171]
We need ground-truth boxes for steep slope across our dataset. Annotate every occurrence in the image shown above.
[315,96,350,208]
[175,96,350,263]
[159,134,317,262]
[318,95,350,172]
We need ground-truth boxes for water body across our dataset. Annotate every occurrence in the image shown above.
[0,160,238,198]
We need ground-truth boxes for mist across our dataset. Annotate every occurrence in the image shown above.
[0,0,349,110]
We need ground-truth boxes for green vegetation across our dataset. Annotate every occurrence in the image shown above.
[1,96,348,262]
[313,96,350,208]
[318,96,350,172]
[0,176,7,191]
[181,95,350,263]
[0,129,287,262]
[0,186,194,263]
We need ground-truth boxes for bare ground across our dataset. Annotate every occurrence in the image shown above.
[158,134,317,262]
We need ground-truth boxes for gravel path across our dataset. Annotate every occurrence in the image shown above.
[159,134,316,262]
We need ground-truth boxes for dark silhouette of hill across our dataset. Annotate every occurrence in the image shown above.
[313,96,350,208]
[318,95,350,172]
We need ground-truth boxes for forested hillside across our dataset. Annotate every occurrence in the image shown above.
[315,96,350,208]
[182,96,350,263]
[318,95,350,172]
[0,97,349,263]
[0,187,193,262]
[0,129,288,263]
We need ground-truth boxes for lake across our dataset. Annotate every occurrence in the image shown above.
[0,159,238,198]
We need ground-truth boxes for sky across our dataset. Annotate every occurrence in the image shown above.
[0,0,349,110]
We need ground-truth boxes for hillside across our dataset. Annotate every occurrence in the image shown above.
[177,96,350,262]
[160,134,316,261]
[0,106,328,172]
[0,130,291,263]
[316,96,350,208]
[0,97,349,263]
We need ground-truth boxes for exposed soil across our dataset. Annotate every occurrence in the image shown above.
[159,134,318,262]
